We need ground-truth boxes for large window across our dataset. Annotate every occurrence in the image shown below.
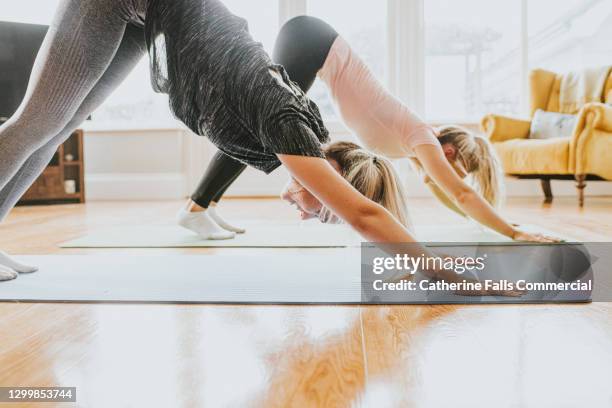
[223,0,279,53]
[424,0,522,122]
[306,0,388,121]
[528,0,612,72]
[423,0,612,122]
[5,0,612,129]
[2,0,59,25]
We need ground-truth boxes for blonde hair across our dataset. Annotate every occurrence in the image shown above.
[324,141,411,228]
[436,125,504,207]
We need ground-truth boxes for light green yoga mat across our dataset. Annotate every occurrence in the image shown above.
[60,222,571,248]
[1,249,597,304]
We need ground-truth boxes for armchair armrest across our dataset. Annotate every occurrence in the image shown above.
[575,103,612,133]
[573,103,612,175]
[480,114,531,143]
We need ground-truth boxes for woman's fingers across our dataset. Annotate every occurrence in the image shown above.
[493,288,526,297]
[534,233,563,243]
[455,283,527,298]
[513,230,563,243]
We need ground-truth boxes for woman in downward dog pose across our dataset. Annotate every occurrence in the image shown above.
[1,0,471,281]
[182,16,557,243]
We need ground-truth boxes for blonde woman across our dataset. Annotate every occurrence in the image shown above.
[282,141,412,227]
[180,15,556,244]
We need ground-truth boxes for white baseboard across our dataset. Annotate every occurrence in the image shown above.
[86,173,187,201]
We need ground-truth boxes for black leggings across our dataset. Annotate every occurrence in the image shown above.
[190,16,339,208]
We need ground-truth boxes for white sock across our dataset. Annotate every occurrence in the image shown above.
[0,265,18,281]
[208,207,246,234]
[176,209,235,240]
[0,251,38,273]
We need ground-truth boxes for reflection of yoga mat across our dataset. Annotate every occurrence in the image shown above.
[60,223,571,249]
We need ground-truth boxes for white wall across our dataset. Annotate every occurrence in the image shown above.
[82,128,612,202]
[83,127,290,201]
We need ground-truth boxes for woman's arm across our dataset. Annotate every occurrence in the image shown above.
[278,154,458,279]
[278,154,418,243]
[424,176,467,218]
[414,144,557,242]
[279,154,526,295]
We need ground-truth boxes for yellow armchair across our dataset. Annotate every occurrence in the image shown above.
[481,68,612,206]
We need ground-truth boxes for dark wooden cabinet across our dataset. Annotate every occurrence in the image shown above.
[18,130,85,205]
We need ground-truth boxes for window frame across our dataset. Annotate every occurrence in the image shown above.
[293,0,530,127]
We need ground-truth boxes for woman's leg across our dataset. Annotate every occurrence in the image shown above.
[191,151,247,209]
[272,16,339,93]
[190,151,247,233]
[0,23,146,280]
[0,24,147,222]
[180,16,340,236]
[178,151,245,239]
[0,0,134,193]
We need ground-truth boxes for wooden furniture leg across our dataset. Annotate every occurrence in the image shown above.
[575,174,586,207]
[540,178,553,203]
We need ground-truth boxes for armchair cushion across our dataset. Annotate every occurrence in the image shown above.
[529,109,577,140]
[494,138,570,175]
[529,69,558,116]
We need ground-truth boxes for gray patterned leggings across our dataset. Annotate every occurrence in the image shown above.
[0,0,148,221]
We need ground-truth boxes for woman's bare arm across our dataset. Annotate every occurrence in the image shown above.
[278,154,527,294]
[414,144,558,242]
[415,144,515,236]
[424,176,467,218]
[278,154,420,243]
[278,154,462,279]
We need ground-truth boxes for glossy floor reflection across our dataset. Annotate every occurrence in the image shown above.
[2,303,611,407]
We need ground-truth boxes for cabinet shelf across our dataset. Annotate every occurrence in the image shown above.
[17,130,85,205]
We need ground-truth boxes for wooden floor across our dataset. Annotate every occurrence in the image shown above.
[1,196,612,408]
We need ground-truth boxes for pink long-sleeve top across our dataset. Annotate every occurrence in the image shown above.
[318,37,439,159]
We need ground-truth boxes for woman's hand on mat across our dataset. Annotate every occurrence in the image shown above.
[455,284,526,298]
[511,229,562,243]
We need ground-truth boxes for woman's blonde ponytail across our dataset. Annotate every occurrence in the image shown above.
[472,136,504,208]
[323,142,412,229]
[434,126,505,209]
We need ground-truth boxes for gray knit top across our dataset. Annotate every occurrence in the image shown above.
[144,0,329,173]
